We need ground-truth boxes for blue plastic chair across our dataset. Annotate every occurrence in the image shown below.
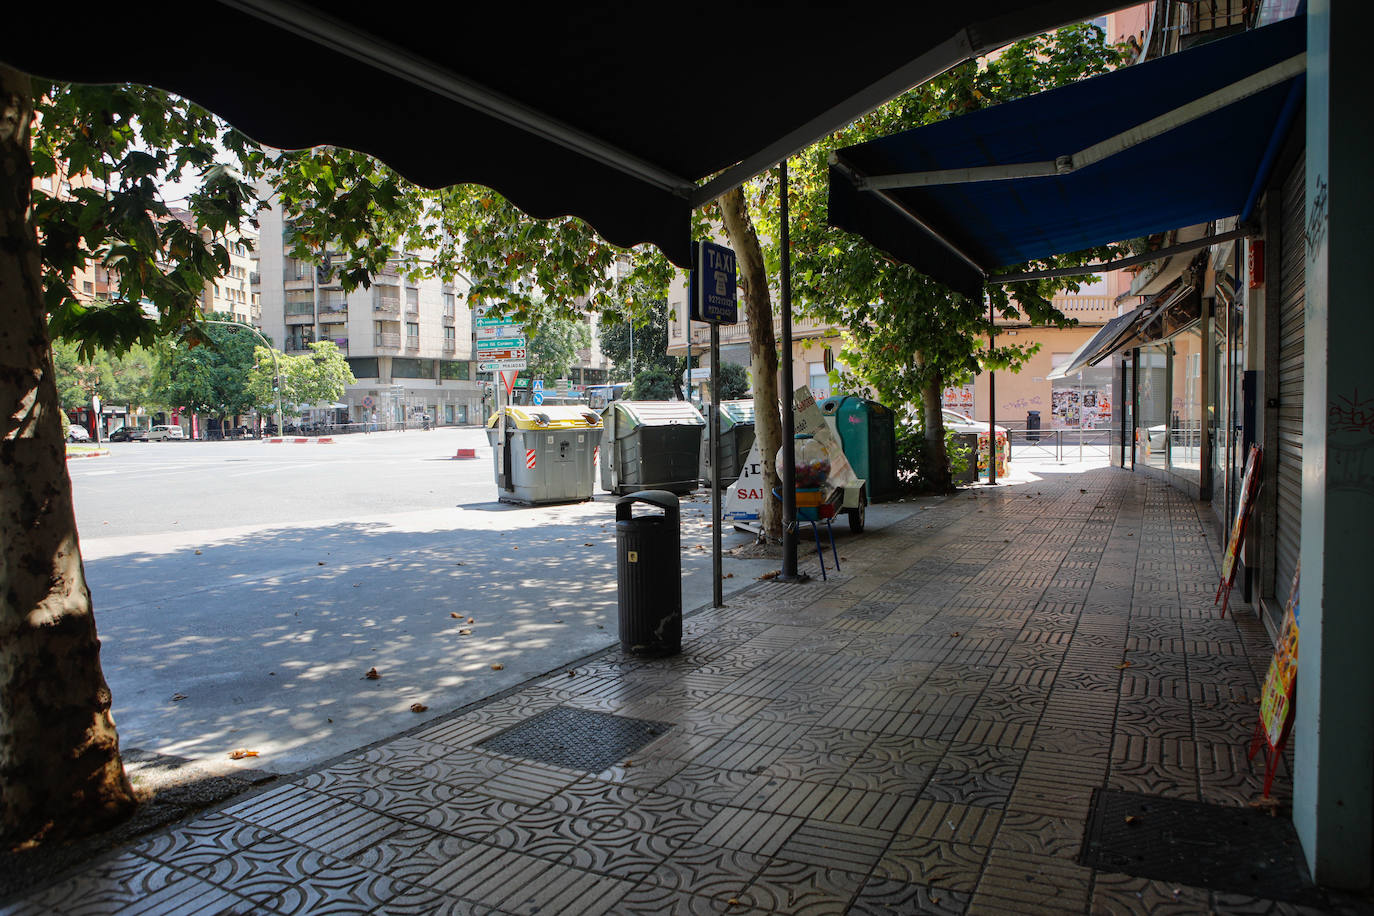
[775,487,841,580]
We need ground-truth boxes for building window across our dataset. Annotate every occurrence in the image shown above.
[406,287,419,310]
[406,322,420,341]
[443,326,456,343]
[82,280,94,294]
[442,293,456,317]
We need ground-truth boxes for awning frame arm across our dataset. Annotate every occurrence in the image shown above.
[831,155,988,281]
[990,224,1251,284]
[857,53,1306,192]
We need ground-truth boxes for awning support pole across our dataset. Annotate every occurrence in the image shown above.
[987,290,997,486]
[779,158,798,581]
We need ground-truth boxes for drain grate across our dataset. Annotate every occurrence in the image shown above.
[1080,789,1323,906]
[477,706,673,772]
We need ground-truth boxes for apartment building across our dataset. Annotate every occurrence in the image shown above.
[254,192,483,426]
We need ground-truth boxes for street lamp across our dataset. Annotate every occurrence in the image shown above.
[201,318,283,435]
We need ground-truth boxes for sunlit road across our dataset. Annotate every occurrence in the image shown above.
[66,428,796,777]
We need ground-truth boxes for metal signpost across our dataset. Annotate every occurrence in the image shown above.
[690,240,738,608]
[475,305,527,484]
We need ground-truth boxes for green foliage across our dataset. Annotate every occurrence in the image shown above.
[718,362,750,400]
[527,315,592,384]
[628,365,678,400]
[245,341,355,415]
[598,300,676,382]
[894,420,972,493]
[152,314,266,416]
[32,83,261,359]
[50,336,156,410]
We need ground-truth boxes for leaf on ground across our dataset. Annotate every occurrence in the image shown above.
[1124,815,1140,825]
[410,703,428,713]
[759,570,780,580]
[1249,797,1281,816]
[228,749,259,759]
[194,549,202,555]
[450,612,460,618]
[1115,661,1133,670]
[317,561,326,566]
[467,617,474,623]
[724,573,734,579]
[623,760,634,767]
[567,670,576,677]
[950,632,961,638]
[491,663,504,670]
[364,667,381,680]
[584,543,594,547]
[459,628,472,636]
[171,693,187,701]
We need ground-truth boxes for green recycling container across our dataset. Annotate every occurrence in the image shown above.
[819,395,898,504]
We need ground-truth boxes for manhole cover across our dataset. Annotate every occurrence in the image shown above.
[478,706,673,772]
[1080,789,1323,906]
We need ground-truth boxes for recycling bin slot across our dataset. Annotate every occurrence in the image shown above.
[615,489,681,657]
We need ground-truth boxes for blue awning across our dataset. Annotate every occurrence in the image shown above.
[828,17,1305,300]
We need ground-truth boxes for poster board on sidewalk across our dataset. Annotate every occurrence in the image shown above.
[1215,445,1262,616]
[1249,563,1299,797]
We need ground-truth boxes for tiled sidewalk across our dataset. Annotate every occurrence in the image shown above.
[6,467,1335,915]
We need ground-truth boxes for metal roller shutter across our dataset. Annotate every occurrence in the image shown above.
[1274,154,1305,605]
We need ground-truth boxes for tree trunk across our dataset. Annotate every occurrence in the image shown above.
[718,187,781,542]
[0,66,136,848]
[916,354,953,494]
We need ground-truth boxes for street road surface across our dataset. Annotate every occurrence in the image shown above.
[66,428,902,777]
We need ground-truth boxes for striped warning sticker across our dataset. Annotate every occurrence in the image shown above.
[525,448,537,469]
[594,446,600,466]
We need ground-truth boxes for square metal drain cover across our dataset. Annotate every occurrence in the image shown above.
[477,706,673,772]
[1080,789,1323,906]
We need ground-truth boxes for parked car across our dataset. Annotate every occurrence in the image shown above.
[66,425,91,443]
[147,424,186,441]
[941,409,1008,438]
[107,425,148,442]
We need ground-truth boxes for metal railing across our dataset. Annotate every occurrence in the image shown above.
[374,332,401,349]
[1005,427,1119,462]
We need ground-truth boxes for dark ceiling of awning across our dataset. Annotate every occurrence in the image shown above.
[828,16,1305,299]
[4,1,1121,268]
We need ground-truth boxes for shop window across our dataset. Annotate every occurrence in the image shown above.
[1137,344,1169,469]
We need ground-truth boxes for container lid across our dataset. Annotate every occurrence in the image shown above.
[606,400,705,430]
[719,399,756,424]
[488,405,603,430]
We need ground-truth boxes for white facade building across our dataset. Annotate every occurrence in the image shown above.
[254,192,484,426]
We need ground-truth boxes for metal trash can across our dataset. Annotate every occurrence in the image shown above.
[616,490,681,656]
[487,405,602,506]
[700,398,757,487]
[600,401,705,495]
[1027,409,1042,442]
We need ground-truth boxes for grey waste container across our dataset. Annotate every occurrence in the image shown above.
[953,432,980,485]
[1027,409,1042,442]
[616,490,681,657]
[699,398,757,488]
[486,405,602,506]
[600,401,705,495]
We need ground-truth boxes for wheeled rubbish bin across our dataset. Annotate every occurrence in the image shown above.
[487,405,602,506]
[600,400,705,495]
[615,490,681,656]
[699,398,757,488]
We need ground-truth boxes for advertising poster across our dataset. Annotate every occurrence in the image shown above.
[1258,565,1300,749]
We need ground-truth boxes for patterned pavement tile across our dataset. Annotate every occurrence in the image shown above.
[1090,872,1212,915]
[485,808,605,862]
[347,826,473,886]
[131,813,271,870]
[559,823,681,881]
[17,852,199,916]
[875,836,988,893]
[971,847,1093,915]
[634,841,767,897]
[738,857,866,913]
[772,819,893,874]
[848,877,971,916]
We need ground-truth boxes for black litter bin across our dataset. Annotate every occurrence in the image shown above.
[1027,409,1042,442]
[615,490,681,657]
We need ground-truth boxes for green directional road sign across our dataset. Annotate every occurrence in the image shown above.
[476,337,526,350]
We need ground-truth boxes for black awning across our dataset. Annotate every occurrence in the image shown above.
[3,2,1119,268]
[1048,283,1198,379]
[828,16,1304,297]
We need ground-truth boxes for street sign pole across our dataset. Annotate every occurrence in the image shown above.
[779,158,798,582]
[710,321,722,608]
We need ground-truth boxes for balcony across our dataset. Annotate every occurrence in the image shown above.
[404,303,420,317]
[285,340,314,354]
[442,311,456,326]
[404,336,421,352]
[329,338,349,355]
[442,339,457,355]
[374,332,402,350]
[318,302,348,318]
[285,302,315,323]
[249,271,260,286]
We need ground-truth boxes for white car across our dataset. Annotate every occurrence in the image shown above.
[941,409,1008,438]
[66,425,91,443]
[146,424,186,441]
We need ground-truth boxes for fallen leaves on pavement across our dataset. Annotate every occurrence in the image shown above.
[410,703,428,713]
[491,663,504,671]
[228,749,259,760]
[171,693,187,702]
[364,667,381,680]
